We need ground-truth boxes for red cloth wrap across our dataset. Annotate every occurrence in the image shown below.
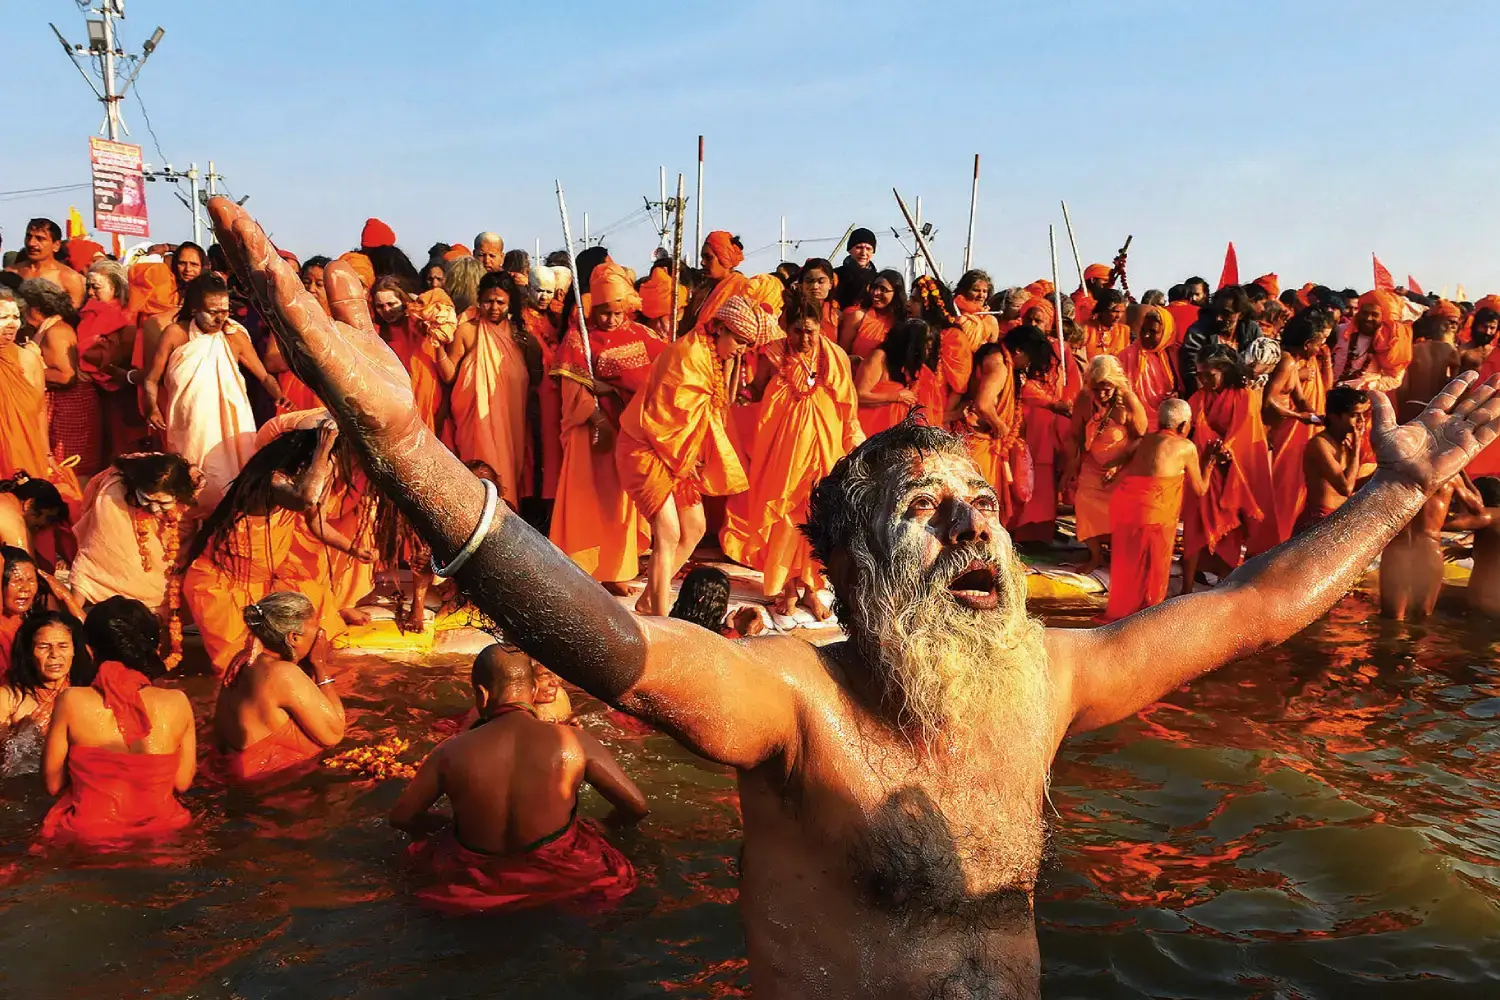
[406,815,637,915]
[92,660,152,744]
[219,717,326,784]
[39,745,190,846]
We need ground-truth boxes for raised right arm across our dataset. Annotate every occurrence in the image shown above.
[208,198,798,772]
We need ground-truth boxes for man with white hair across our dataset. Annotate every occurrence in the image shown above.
[473,232,505,273]
[208,195,1500,1000]
[1102,397,1215,621]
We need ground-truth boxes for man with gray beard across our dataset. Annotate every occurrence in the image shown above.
[207,196,1500,999]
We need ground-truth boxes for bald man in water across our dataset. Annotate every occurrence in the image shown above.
[211,195,1500,998]
[474,233,505,274]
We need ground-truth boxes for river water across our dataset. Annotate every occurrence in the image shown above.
[1,597,1497,998]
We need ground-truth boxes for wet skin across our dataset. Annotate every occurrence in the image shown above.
[208,196,1500,999]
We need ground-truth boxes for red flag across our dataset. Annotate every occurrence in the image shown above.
[1407,274,1424,295]
[1217,242,1239,290]
[1372,255,1394,291]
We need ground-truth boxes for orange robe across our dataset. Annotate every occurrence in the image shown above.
[859,364,944,439]
[406,812,636,915]
[1073,412,1132,543]
[938,319,987,413]
[1104,474,1186,621]
[720,336,863,595]
[525,307,563,501]
[1267,358,1329,544]
[1083,321,1131,358]
[1119,341,1178,432]
[549,322,662,582]
[615,331,746,520]
[1165,304,1199,347]
[0,614,19,683]
[0,342,52,480]
[1014,354,1084,541]
[965,348,1029,526]
[277,372,321,412]
[846,307,894,359]
[218,717,325,784]
[1182,388,1272,567]
[386,319,449,436]
[182,512,346,674]
[453,320,530,509]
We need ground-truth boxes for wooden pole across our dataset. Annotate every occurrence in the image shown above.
[893,188,942,281]
[963,154,979,273]
[555,180,591,372]
[694,135,704,267]
[658,165,668,244]
[1060,200,1085,289]
[1050,225,1065,365]
[669,172,685,340]
[828,223,856,262]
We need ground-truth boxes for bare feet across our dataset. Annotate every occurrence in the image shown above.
[399,604,427,633]
[799,588,833,622]
[339,607,372,627]
[772,586,796,617]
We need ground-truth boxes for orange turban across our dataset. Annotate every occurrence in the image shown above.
[338,251,375,290]
[1021,297,1055,331]
[1428,299,1461,321]
[65,239,104,273]
[1083,263,1111,283]
[1358,289,1398,323]
[442,244,471,261]
[1253,273,1280,299]
[703,231,744,270]
[589,261,641,313]
[638,267,687,320]
[714,296,783,346]
[1024,279,1055,299]
[361,218,396,249]
[126,262,179,320]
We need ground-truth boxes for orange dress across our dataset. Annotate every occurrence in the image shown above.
[386,319,449,436]
[1104,474,1187,622]
[846,307,894,359]
[0,341,52,480]
[1073,411,1132,543]
[1267,358,1329,545]
[964,347,1029,526]
[1083,321,1131,358]
[1119,342,1178,432]
[219,717,326,784]
[859,364,945,439]
[182,512,346,674]
[1182,388,1273,567]
[549,321,663,583]
[453,319,530,509]
[1014,354,1084,540]
[719,336,863,595]
[615,331,746,520]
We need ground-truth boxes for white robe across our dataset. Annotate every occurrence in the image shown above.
[163,320,255,511]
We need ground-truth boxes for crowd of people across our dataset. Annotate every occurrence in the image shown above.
[3,204,1500,932]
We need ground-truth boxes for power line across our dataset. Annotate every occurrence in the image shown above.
[131,83,169,164]
[0,182,91,201]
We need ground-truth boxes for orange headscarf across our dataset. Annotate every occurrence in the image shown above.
[1083,263,1111,284]
[1022,297,1055,332]
[442,244,471,261]
[65,239,105,273]
[409,288,458,345]
[703,231,744,270]
[589,261,641,313]
[338,252,375,290]
[1137,304,1176,351]
[1357,289,1413,376]
[1253,273,1280,299]
[638,267,687,320]
[126,262,180,321]
[1428,299,1461,322]
[1024,279,1055,299]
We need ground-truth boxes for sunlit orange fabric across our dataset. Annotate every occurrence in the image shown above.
[1119,307,1178,431]
[1268,359,1329,544]
[443,245,471,261]
[182,512,345,674]
[616,331,746,519]
[1352,290,1413,385]
[406,817,636,914]
[453,320,530,509]
[858,363,944,439]
[638,268,686,320]
[847,306,894,359]
[1015,354,1084,535]
[285,479,375,615]
[277,372,321,411]
[0,342,52,480]
[1182,388,1272,565]
[1083,320,1131,358]
[1164,303,1199,347]
[338,252,375,290]
[964,349,1027,525]
[703,231,744,270]
[126,263,179,324]
[0,615,20,684]
[549,321,663,582]
[1025,279,1055,298]
[687,272,749,340]
[938,320,986,405]
[1074,414,1131,542]
[589,261,640,313]
[220,717,325,784]
[1084,263,1112,284]
[1253,273,1280,299]
[39,745,190,846]
[386,318,448,434]
[1103,475,1186,622]
[720,336,862,593]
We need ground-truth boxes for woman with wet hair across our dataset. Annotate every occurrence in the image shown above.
[18,277,100,475]
[212,591,345,784]
[0,474,69,553]
[40,596,194,847]
[0,611,92,776]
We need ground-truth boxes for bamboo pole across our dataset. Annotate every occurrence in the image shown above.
[1050,225,1065,365]
[694,135,704,267]
[670,172,685,340]
[555,181,591,372]
[1060,200,1085,289]
[893,188,942,281]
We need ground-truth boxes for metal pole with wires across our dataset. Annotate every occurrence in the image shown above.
[694,135,705,266]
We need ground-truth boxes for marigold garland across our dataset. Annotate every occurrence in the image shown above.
[323,736,417,780]
[133,502,186,670]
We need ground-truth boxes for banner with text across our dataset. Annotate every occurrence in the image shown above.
[89,137,149,238]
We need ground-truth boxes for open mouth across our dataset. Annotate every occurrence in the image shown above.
[947,559,1000,611]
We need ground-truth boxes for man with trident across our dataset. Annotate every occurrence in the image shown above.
[209,195,1500,999]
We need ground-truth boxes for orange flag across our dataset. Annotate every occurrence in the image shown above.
[1373,255,1394,291]
[1407,274,1424,295]
[1217,242,1239,290]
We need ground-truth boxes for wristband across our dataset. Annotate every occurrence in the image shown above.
[316,676,336,688]
[431,478,497,579]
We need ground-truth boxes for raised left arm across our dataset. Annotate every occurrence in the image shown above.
[1054,373,1500,734]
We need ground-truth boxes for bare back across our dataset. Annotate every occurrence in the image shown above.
[56,686,192,755]
[1468,521,1500,615]
[1123,431,1196,479]
[1401,340,1460,417]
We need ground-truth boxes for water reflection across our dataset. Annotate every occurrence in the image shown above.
[0,598,1497,997]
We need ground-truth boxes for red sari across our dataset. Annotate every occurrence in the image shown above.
[1014,354,1084,541]
[1182,387,1273,567]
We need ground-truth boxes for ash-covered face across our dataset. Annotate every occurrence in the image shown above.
[839,447,1047,741]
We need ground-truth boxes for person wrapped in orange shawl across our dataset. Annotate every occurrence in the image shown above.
[911,275,986,425]
[1102,398,1213,622]
[1262,312,1334,543]
[1337,289,1413,392]
[1181,344,1274,592]
[1072,262,1113,326]
[181,424,356,674]
[682,231,750,336]
[212,592,345,785]
[392,646,646,915]
[1118,305,1179,431]
[41,598,194,848]
[1081,288,1131,358]
[373,277,456,438]
[1063,356,1148,574]
[0,288,54,482]
[637,263,687,340]
[1009,305,1084,543]
[837,269,906,363]
[616,295,781,616]
[549,262,664,591]
[854,316,946,438]
[721,291,863,618]
[960,342,1030,526]
[443,271,530,509]
[522,282,563,504]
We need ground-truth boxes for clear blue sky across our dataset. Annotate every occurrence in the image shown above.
[4,0,1497,295]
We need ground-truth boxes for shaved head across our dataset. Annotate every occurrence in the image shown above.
[474,232,505,273]
[472,643,533,693]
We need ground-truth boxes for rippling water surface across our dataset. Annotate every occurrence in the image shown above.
[2,596,1498,998]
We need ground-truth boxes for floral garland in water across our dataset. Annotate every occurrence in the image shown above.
[323,736,417,780]
[133,502,186,670]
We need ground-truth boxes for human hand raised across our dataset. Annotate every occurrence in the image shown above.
[208,198,420,452]
[1371,371,1500,495]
